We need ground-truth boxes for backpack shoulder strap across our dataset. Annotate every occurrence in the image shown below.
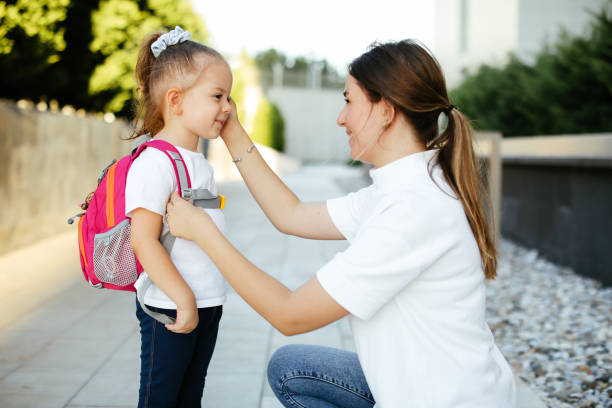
[132,139,223,254]
[132,139,192,194]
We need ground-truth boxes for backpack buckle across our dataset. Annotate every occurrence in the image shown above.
[182,189,193,199]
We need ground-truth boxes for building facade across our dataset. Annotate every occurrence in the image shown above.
[435,0,608,88]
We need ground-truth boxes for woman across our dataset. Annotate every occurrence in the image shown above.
[166,40,516,408]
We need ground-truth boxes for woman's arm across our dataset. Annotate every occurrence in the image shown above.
[130,208,199,333]
[166,193,349,335]
[221,103,344,240]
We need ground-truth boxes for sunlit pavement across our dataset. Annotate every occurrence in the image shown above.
[0,164,544,408]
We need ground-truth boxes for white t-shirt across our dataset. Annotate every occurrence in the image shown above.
[317,150,516,408]
[125,143,227,309]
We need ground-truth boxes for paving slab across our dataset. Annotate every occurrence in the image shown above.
[0,164,545,408]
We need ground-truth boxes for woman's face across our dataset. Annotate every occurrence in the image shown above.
[337,75,382,162]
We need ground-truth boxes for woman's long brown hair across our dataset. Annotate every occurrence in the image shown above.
[349,40,497,279]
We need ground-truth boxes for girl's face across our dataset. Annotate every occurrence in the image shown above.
[337,75,384,163]
[180,59,233,140]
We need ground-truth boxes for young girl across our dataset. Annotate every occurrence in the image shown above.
[125,26,232,407]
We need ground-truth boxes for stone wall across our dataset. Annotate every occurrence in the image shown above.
[0,101,132,254]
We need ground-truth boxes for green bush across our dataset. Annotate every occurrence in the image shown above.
[252,99,285,151]
[451,6,612,137]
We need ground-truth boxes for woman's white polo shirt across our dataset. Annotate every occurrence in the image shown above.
[316,149,516,408]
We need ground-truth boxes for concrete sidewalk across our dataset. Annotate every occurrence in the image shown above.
[0,165,545,408]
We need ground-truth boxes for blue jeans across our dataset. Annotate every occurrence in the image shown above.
[136,299,222,408]
[267,344,375,408]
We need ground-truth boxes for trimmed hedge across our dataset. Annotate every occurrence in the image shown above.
[451,7,612,137]
[252,99,285,152]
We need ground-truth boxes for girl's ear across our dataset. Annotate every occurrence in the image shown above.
[166,88,183,115]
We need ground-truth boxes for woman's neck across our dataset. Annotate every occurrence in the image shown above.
[370,120,425,168]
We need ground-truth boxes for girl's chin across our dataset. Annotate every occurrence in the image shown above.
[199,133,220,140]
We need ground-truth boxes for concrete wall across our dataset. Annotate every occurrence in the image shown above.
[265,87,349,163]
[0,100,302,254]
[0,101,132,254]
[498,134,612,286]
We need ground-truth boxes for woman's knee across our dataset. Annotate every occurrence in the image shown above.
[267,344,300,390]
[267,344,348,391]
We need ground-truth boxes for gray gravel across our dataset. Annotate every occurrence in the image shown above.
[487,240,612,408]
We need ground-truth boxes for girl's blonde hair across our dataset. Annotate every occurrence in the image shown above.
[131,31,224,139]
[349,40,498,280]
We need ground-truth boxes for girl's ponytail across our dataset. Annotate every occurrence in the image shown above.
[438,110,497,279]
[132,33,164,139]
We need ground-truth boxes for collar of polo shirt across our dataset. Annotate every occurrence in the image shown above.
[369,149,441,191]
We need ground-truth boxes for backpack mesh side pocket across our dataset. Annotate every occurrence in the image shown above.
[93,219,138,287]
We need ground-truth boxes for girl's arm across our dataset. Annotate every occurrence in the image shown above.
[130,208,198,334]
[166,193,349,335]
[221,104,344,240]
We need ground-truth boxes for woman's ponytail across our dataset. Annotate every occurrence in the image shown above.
[132,33,164,139]
[350,40,498,280]
[438,110,497,279]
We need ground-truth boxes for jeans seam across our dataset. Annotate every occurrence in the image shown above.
[280,373,375,405]
[279,381,305,408]
[144,317,156,408]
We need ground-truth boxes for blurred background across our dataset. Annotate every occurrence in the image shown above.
[0,1,610,407]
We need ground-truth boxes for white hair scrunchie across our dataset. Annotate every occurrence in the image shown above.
[151,26,191,58]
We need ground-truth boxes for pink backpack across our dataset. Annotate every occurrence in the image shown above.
[68,138,225,323]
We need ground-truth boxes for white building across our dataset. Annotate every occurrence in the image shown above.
[435,0,609,88]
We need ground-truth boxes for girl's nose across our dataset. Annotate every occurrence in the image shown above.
[222,98,231,113]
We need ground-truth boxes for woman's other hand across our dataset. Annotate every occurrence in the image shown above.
[166,192,215,241]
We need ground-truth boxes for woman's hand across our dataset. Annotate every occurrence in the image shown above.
[220,98,246,141]
[166,192,218,242]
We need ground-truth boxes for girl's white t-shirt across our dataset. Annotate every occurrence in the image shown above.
[317,150,516,408]
[125,144,227,309]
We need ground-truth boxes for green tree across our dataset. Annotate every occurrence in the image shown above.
[254,48,339,75]
[452,6,612,136]
[0,0,71,101]
[0,0,208,115]
[254,48,286,71]
[52,1,102,110]
[89,0,209,115]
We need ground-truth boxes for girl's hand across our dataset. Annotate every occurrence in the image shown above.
[166,192,217,241]
[165,305,199,334]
